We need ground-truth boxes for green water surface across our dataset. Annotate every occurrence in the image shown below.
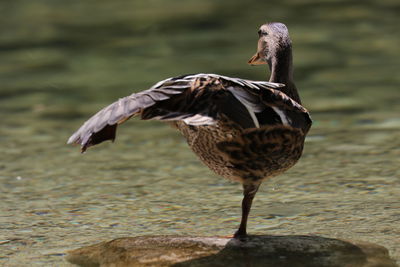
[0,0,399,265]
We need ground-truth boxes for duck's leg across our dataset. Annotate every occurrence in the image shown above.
[234,183,260,238]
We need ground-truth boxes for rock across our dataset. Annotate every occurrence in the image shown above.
[66,235,397,267]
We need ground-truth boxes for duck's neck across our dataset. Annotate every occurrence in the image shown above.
[268,47,301,104]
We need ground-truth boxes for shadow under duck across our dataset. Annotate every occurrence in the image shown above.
[68,22,312,238]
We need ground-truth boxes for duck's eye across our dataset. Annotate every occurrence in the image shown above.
[258,30,268,37]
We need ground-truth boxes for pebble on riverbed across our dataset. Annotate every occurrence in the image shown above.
[66,235,397,267]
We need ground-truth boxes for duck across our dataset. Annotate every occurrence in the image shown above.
[68,22,312,238]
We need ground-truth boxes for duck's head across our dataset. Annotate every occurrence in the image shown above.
[248,22,292,66]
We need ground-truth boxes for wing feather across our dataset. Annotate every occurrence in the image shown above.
[67,73,295,152]
[68,92,188,151]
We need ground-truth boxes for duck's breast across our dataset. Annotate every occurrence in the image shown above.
[175,119,305,183]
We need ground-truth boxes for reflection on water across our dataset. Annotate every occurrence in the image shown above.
[0,0,399,265]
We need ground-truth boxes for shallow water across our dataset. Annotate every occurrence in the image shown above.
[0,0,399,265]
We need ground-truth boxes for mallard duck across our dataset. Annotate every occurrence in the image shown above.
[68,22,312,238]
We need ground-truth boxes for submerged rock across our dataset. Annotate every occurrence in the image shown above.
[66,235,397,267]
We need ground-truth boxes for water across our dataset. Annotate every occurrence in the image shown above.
[0,0,399,265]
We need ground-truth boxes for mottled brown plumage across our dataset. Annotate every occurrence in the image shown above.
[68,22,311,238]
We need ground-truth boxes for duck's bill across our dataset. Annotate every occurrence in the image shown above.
[248,53,266,65]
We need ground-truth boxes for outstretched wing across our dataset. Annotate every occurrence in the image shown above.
[67,73,284,152]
